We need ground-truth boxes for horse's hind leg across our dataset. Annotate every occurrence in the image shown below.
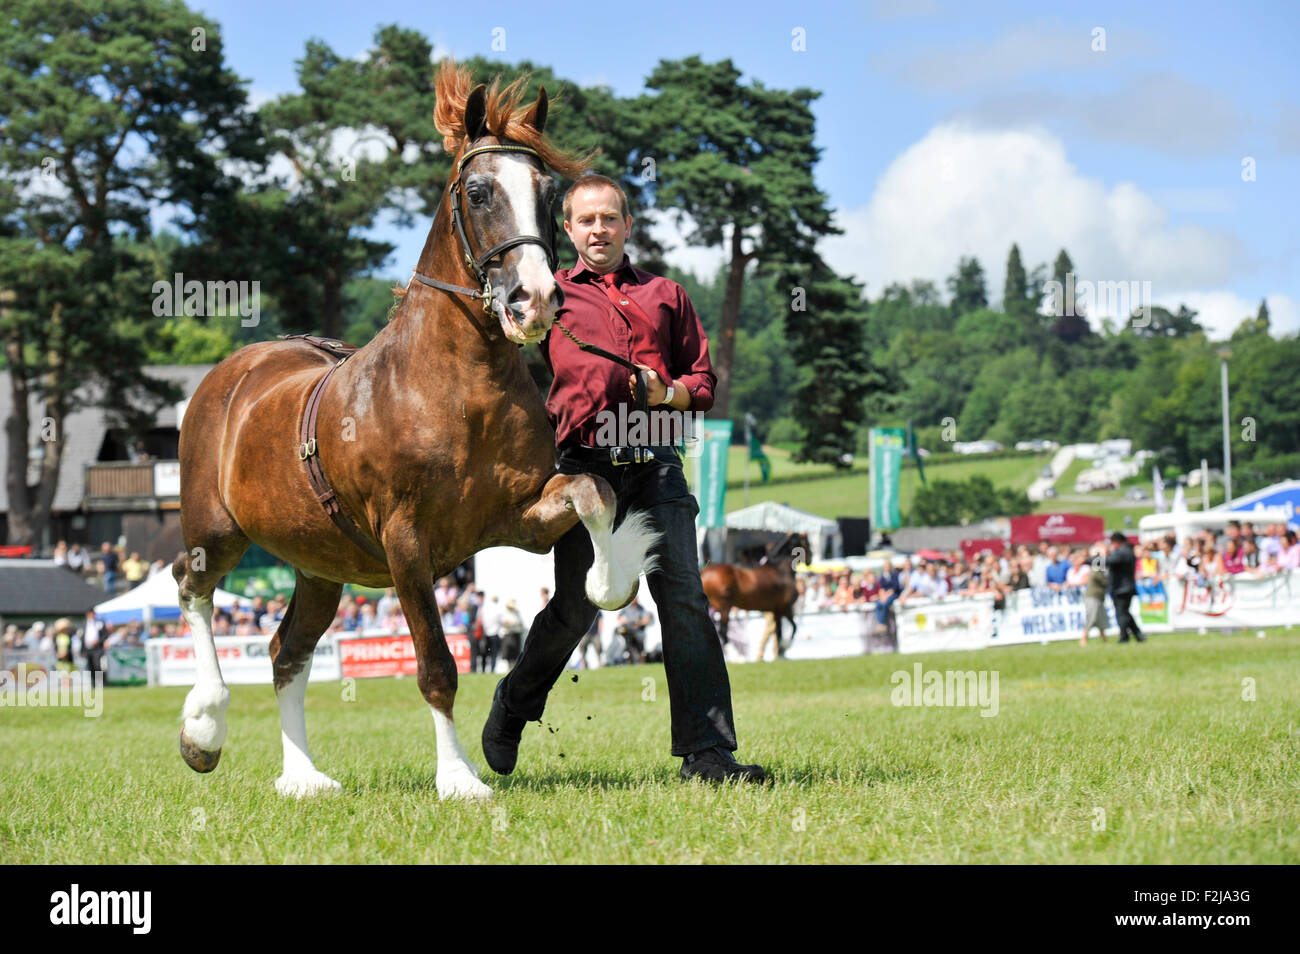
[174,531,250,773]
[270,571,344,797]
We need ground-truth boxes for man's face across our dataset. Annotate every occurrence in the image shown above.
[564,185,631,273]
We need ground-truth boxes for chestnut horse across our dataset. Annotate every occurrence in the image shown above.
[172,64,658,800]
[701,533,808,649]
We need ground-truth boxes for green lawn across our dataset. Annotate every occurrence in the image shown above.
[708,447,1049,519]
[4,629,1296,863]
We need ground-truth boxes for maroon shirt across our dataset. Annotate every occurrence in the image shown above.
[540,254,716,447]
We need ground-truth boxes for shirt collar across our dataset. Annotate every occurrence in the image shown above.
[570,253,636,284]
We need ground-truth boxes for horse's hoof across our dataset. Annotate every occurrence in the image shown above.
[437,765,493,801]
[179,729,221,773]
[275,771,342,798]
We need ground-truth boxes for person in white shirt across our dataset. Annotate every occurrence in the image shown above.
[1065,548,1091,587]
[901,562,938,602]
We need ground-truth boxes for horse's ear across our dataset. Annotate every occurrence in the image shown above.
[525,85,548,135]
[464,84,488,141]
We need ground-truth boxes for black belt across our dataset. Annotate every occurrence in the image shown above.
[562,444,680,467]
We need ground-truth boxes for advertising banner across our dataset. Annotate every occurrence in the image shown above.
[1168,571,1298,629]
[994,586,1113,645]
[897,595,997,654]
[1136,579,1169,625]
[869,427,905,532]
[147,634,341,687]
[1009,513,1106,546]
[105,646,148,685]
[338,631,471,678]
[696,419,733,528]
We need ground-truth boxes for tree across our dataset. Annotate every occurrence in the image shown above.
[0,0,257,545]
[912,475,1030,525]
[1003,244,1027,311]
[1130,304,1202,339]
[947,256,988,317]
[1049,248,1089,342]
[780,258,897,468]
[640,57,838,418]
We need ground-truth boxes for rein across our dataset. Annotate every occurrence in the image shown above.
[410,141,648,417]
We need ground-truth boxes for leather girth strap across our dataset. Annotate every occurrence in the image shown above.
[292,344,388,566]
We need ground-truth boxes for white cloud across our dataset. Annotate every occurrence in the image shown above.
[820,122,1242,311]
[1156,290,1299,339]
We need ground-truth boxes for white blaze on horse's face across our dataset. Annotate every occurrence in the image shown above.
[480,151,559,345]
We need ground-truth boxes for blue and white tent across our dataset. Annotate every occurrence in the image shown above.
[94,571,242,625]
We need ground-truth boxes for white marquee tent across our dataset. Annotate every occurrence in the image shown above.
[724,502,841,560]
[94,571,242,624]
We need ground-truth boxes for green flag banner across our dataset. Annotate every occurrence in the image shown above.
[908,420,926,486]
[748,429,770,483]
[697,419,733,528]
[870,426,905,531]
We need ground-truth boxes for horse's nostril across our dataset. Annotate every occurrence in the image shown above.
[552,285,565,309]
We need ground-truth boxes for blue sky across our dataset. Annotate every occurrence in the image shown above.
[193,0,1300,336]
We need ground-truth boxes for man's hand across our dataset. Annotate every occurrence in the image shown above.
[629,365,678,407]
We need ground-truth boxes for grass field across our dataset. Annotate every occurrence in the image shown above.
[4,629,1297,863]
[712,446,1050,519]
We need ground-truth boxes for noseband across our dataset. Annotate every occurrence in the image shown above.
[410,143,558,313]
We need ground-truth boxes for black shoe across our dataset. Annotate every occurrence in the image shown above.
[481,680,527,776]
[680,746,768,784]
[1135,633,1146,642]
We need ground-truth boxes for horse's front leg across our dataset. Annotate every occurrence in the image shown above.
[515,472,661,610]
[386,529,491,801]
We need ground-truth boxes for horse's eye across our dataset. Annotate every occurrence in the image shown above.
[466,182,489,207]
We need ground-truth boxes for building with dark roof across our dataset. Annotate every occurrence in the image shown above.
[0,365,214,558]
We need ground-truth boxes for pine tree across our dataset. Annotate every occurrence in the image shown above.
[780,258,897,469]
[947,256,988,317]
[1003,244,1027,312]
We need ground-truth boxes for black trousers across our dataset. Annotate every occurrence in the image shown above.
[1111,590,1143,640]
[496,448,737,756]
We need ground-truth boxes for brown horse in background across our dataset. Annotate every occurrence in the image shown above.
[701,533,808,650]
[171,63,658,800]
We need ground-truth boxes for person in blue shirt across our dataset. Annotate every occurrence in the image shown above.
[875,559,903,628]
[1044,545,1072,590]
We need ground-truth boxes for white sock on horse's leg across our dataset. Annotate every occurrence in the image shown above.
[274,658,340,797]
[179,595,230,755]
[432,708,492,801]
[584,509,662,610]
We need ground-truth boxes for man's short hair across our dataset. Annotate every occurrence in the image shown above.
[1110,531,1128,544]
[563,173,630,222]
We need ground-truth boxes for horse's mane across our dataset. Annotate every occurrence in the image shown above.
[433,59,595,179]
[389,60,597,309]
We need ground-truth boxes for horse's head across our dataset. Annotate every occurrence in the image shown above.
[444,83,564,345]
[769,532,811,570]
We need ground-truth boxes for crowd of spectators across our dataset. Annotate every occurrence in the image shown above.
[48,539,169,594]
[793,520,1298,615]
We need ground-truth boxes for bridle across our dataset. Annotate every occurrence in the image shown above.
[410,143,557,314]
[409,140,650,415]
